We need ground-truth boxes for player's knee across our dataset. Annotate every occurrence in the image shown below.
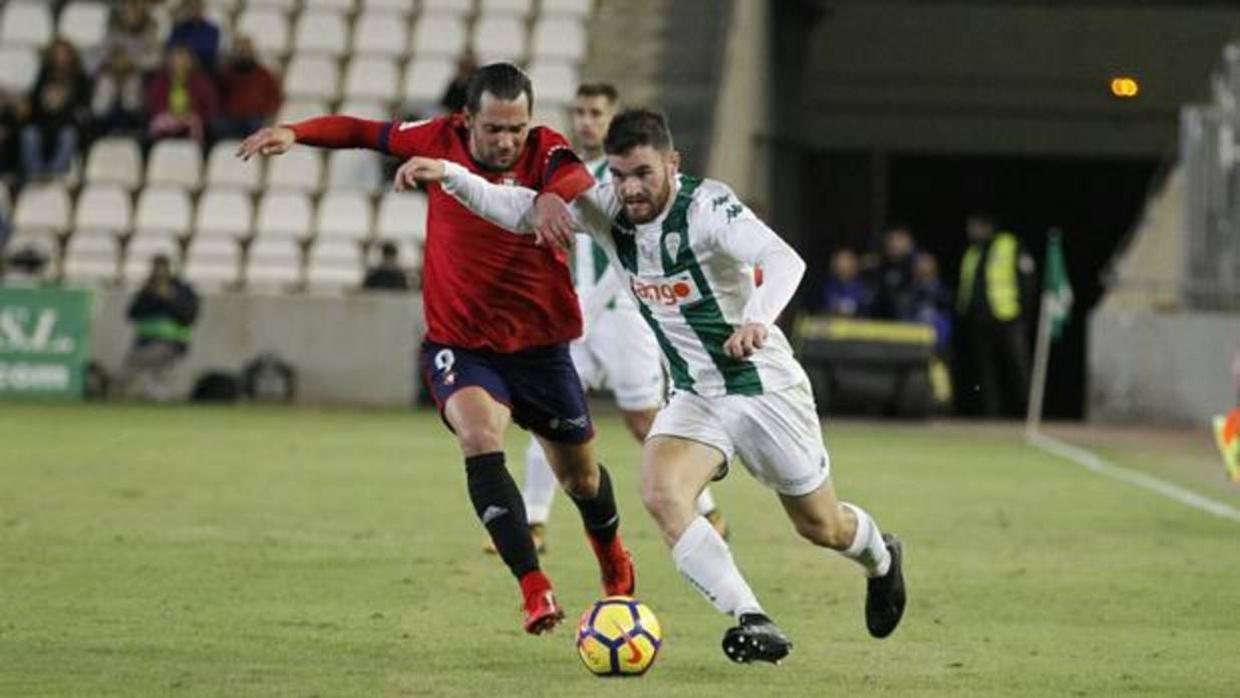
[792,511,851,549]
[640,479,684,524]
[454,424,505,456]
[559,467,599,499]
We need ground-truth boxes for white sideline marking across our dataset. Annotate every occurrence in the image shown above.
[1028,432,1240,524]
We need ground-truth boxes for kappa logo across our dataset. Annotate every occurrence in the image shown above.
[629,270,703,308]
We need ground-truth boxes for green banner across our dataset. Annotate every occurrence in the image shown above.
[0,287,92,399]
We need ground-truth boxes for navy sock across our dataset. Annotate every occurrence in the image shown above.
[466,452,539,579]
[570,464,619,545]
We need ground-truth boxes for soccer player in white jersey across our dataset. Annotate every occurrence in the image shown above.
[395,109,906,665]
[500,84,728,554]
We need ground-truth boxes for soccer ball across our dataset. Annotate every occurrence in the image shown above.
[575,596,662,676]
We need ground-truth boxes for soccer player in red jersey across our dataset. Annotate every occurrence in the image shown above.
[235,63,635,635]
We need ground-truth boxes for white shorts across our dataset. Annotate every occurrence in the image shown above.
[647,381,830,496]
[572,307,664,411]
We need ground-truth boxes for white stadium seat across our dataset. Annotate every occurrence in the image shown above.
[73,185,132,237]
[327,150,384,193]
[184,236,241,288]
[472,16,526,63]
[284,55,341,100]
[245,237,303,290]
[58,2,110,51]
[315,191,373,240]
[134,187,193,238]
[420,0,474,16]
[194,189,253,239]
[0,1,53,47]
[0,46,38,93]
[85,137,143,191]
[402,56,456,104]
[337,99,391,121]
[526,60,578,105]
[480,0,533,17]
[146,140,203,190]
[236,8,291,57]
[306,239,364,292]
[294,10,349,58]
[266,148,324,193]
[206,140,262,192]
[343,56,400,103]
[540,0,592,17]
[277,98,329,125]
[254,191,313,239]
[3,231,57,261]
[63,233,121,285]
[530,17,587,63]
[351,11,408,57]
[123,234,180,283]
[410,14,467,57]
[303,0,356,11]
[376,191,428,242]
[245,0,298,13]
[361,0,414,14]
[533,105,569,136]
[14,183,71,236]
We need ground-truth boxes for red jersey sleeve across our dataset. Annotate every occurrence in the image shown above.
[534,127,592,201]
[381,116,450,159]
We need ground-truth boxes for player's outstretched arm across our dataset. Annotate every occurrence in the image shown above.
[236,115,389,161]
[236,126,295,160]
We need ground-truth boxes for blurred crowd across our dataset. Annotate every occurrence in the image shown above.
[0,0,283,186]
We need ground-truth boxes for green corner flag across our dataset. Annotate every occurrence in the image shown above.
[1044,231,1073,340]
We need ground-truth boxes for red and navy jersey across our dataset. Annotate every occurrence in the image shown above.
[380,114,588,353]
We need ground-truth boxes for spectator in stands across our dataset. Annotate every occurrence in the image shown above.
[440,51,478,113]
[908,252,952,354]
[147,44,219,144]
[362,242,411,291]
[0,90,21,180]
[818,248,872,317]
[91,46,146,138]
[869,224,918,320]
[21,39,91,181]
[167,0,222,73]
[123,254,199,401]
[107,0,162,74]
[212,36,282,142]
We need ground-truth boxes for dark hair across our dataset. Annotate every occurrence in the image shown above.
[576,82,619,103]
[465,62,533,114]
[603,108,673,155]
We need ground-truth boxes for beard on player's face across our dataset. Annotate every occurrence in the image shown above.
[467,93,531,170]
[611,146,678,224]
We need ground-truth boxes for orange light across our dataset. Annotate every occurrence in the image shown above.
[1110,77,1140,98]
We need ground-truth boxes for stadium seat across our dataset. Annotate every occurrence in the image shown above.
[343,56,400,103]
[368,237,422,273]
[420,0,475,16]
[327,150,384,193]
[134,187,194,238]
[540,0,592,17]
[0,182,10,220]
[351,11,408,57]
[0,46,38,93]
[530,17,587,63]
[277,98,329,125]
[360,0,413,14]
[236,7,291,57]
[294,10,350,58]
[13,183,71,236]
[401,56,456,105]
[245,237,303,290]
[183,236,241,288]
[376,191,428,243]
[533,105,569,136]
[3,231,58,271]
[57,2,110,52]
[479,0,533,17]
[266,148,324,193]
[194,188,253,239]
[73,185,132,237]
[303,0,357,11]
[337,99,390,121]
[526,60,578,105]
[84,137,143,191]
[254,191,314,239]
[245,0,298,12]
[315,191,373,240]
[63,232,121,285]
[0,1,53,47]
[146,140,203,190]
[472,16,526,63]
[206,140,262,192]
[306,239,364,292]
[284,55,341,100]
[123,234,180,283]
[410,14,467,57]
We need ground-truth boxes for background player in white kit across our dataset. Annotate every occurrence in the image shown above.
[398,109,907,665]
[491,85,728,554]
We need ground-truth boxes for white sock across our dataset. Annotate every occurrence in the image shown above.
[839,502,892,578]
[694,487,717,516]
[521,438,557,524]
[671,516,763,619]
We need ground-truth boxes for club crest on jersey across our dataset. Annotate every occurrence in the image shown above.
[629,270,703,308]
[663,232,682,260]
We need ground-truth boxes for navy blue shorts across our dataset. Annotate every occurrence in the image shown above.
[420,340,594,445]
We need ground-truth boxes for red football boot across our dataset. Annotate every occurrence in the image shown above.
[588,532,636,597]
[520,570,564,635]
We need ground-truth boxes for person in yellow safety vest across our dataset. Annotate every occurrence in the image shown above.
[956,213,1035,418]
[122,254,199,401]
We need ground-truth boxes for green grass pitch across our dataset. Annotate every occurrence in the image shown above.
[2,403,1238,697]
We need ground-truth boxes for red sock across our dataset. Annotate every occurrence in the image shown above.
[520,569,552,599]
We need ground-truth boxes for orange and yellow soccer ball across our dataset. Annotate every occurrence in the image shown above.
[575,596,662,676]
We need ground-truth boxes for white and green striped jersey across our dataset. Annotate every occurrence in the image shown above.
[440,164,809,398]
[572,157,634,314]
